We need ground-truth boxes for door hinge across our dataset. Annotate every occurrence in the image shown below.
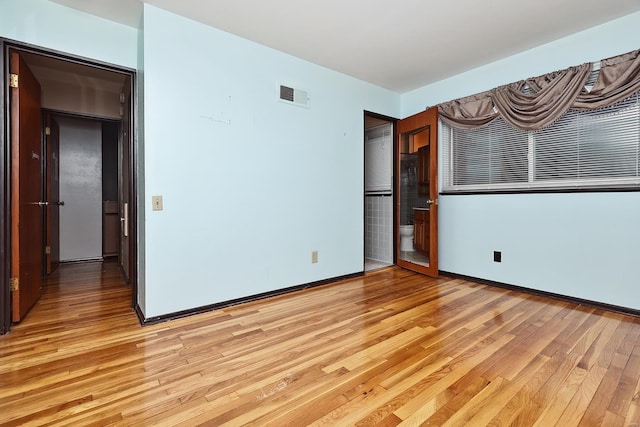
[10,277,19,291]
[9,73,18,88]
[45,127,51,136]
[45,246,51,255]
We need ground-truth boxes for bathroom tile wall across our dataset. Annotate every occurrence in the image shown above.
[365,195,393,263]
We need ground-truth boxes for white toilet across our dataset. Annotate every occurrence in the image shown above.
[399,225,414,252]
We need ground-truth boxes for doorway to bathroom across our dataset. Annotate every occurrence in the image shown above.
[364,112,396,272]
[396,107,439,277]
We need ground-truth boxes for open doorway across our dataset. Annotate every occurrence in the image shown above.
[49,114,120,263]
[0,41,137,333]
[364,112,396,272]
[395,108,439,277]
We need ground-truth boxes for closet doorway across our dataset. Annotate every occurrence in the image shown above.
[50,114,120,263]
[364,112,397,272]
[1,41,137,332]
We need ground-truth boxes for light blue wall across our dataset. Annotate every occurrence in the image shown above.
[0,0,137,69]
[135,11,146,314]
[440,193,640,308]
[141,5,400,317]
[401,12,640,310]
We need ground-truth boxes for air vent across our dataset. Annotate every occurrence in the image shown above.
[279,84,309,108]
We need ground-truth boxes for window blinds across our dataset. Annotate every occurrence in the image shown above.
[442,91,640,192]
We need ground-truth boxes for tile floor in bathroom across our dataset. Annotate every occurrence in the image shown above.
[399,251,429,267]
[364,258,393,272]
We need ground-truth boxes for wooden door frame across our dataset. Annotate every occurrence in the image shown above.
[44,113,60,275]
[0,40,8,334]
[0,39,138,334]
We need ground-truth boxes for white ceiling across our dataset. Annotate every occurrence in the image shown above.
[50,0,640,93]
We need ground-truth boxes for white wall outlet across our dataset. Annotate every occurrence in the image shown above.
[311,250,318,263]
[152,195,163,211]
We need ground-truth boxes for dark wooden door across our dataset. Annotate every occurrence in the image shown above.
[10,50,44,322]
[119,76,131,283]
[45,115,61,274]
[396,107,439,277]
[425,107,439,276]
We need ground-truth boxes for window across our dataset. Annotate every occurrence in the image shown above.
[442,91,640,192]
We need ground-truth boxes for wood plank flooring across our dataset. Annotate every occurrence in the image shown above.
[1,260,640,426]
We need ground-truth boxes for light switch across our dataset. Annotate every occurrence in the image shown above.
[152,195,163,211]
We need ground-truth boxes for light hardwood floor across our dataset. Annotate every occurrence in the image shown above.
[1,260,639,426]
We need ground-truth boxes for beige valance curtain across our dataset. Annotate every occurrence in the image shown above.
[438,49,640,131]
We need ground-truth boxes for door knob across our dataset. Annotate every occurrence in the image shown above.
[425,199,438,206]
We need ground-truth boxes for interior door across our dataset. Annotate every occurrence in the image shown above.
[10,50,44,322]
[396,106,438,277]
[45,114,61,274]
[118,76,131,283]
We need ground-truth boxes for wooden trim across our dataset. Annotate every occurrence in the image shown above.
[139,272,365,326]
[397,110,428,134]
[119,265,130,285]
[126,74,137,311]
[440,270,640,318]
[9,49,20,323]
[363,111,398,122]
[426,107,438,274]
[43,108,121,124]
[0,38,136,75]
[0,40,9,334]
[364,193,393,197]
[59,258,105,265]
[134,302,145,325]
